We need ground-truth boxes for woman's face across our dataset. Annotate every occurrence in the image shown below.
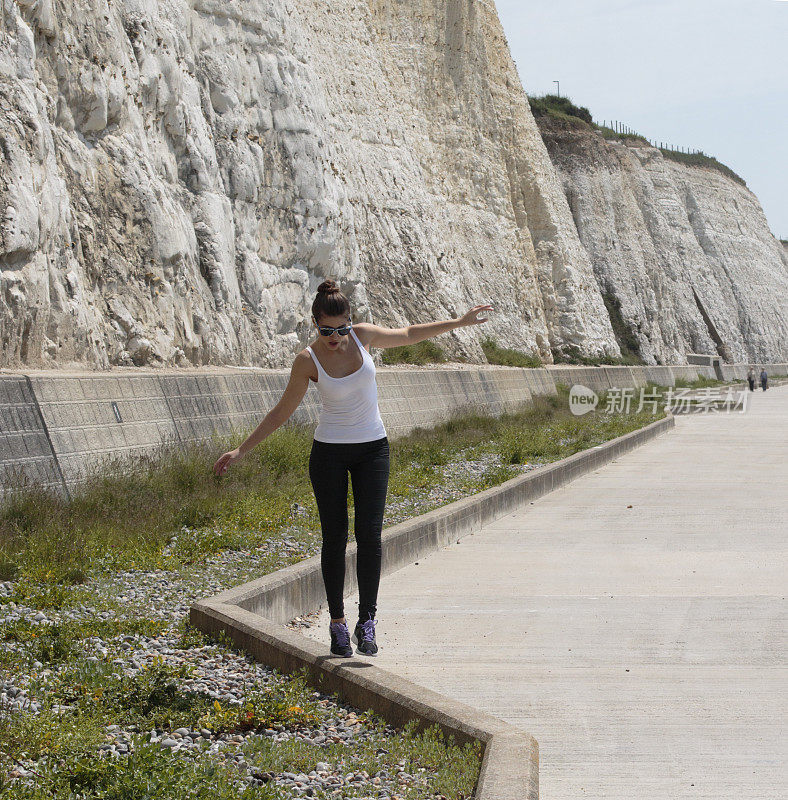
[314,313,351,352]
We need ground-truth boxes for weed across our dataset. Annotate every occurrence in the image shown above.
[481,337,542,368]
[381,340,447,365]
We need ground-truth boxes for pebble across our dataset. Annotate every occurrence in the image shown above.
[0,448,505,797]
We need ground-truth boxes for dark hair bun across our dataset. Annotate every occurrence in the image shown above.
[312,279,350,321]
[317,280,340,295]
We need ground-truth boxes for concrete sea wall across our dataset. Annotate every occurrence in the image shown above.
[2,363,786,496]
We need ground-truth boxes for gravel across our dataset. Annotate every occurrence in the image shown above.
[0,448,534,796]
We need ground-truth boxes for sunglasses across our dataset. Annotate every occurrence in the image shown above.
[315,321,352,337]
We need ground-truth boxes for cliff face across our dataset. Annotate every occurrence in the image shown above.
[0,0,617,368]
[538,119,788,364]
[2,0,784,371]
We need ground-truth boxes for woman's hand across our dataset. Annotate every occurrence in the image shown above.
[458,304,493,327]
[213,448,243,477]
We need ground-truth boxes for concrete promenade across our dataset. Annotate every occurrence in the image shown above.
[306,386,787,799]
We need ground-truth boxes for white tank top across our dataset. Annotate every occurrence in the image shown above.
[305,328,387,444]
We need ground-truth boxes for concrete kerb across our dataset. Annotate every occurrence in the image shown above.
[190,413,675,799]
[189,600,539,800]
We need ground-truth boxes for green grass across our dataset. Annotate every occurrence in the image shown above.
[0,427,315,583]
[391,386,663,483]
[551,344,644,367]
[0,388,665,586]
[595,125,650,145]
[481,338,542,368]
[2,741,270,800]
[0,636,481,799]
[672,375,728,390]
[2,711,480,799]
[381,339,448,365]
[528,94,592,126]
[240,718,481,799]
[658,147,746,186]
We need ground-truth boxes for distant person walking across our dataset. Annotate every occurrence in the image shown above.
[760,368,768,391]
[213,280,492,658]
[747,367,755,392]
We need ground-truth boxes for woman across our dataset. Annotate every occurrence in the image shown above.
[213,280,492,657]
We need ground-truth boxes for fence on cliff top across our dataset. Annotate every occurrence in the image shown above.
[599,120,705,156]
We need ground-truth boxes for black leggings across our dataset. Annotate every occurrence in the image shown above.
[308,436,390,622]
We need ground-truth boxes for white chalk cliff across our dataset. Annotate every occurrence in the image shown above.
[0,0,784,368]
[539,117,788,365]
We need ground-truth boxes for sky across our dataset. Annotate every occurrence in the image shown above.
[495,0,788,239]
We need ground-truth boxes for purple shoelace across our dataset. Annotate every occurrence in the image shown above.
[359,619,376,642]
[330,621,350,647]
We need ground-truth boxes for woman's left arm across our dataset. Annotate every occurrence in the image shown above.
[356,305,493,349]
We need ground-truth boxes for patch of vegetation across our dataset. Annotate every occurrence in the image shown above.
[528,94,592,127]
[2,736,272,800]
[1,715,481,800]
[672,375,727,390]
[0,559,19,581]
[595,124,650,145]
[658,148,746,186]
[528,91,745,187]
[493,387,661,464]
[381,339,447,365]
[0,656,326,767]
[481,337,542,368]
[0,427,317,582]
[1,640,481,799]
[551,344,643,367]
[1,616,167,670]
[198,672,324,735]
[391,385,663,490]
[53,658,215,732]
[601,291,642,362]
[240,719,482,799]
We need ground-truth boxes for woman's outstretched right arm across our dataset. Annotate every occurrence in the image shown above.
[213,352,313,476]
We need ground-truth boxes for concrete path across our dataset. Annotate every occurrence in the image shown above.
[304,386,787,800]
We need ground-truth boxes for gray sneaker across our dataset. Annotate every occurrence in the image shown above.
[329,620,353,657]
[352,618,378,656]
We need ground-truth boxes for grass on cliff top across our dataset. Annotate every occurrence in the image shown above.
[657,148,746,186]
[528,93,592,127]
[529,94,746,185]
[0,386,664,587]
[596,125,651,145]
